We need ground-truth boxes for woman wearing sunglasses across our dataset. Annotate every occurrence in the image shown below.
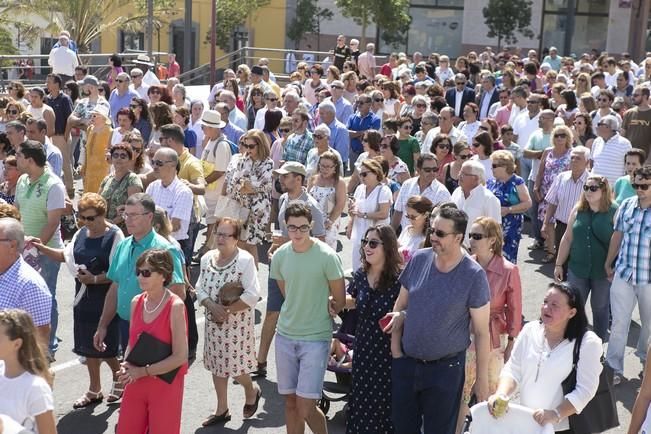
[347,158,392,271]
[30,193,125,408]
[487,150,532,263]
[98,143,143,232]
[430,133,454,182]
[443,141,472,194]
[460,216,522,431]
[614,148,646,204]
[115,248,188,434]
[346,225,402,433]
[397,195,433,264]
[554,175,617,341]
[130,97,152,144]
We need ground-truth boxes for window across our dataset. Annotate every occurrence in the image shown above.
[541,0,610,55]
[120,31,144,52]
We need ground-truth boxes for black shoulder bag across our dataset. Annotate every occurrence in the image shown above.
[561,332,619,434]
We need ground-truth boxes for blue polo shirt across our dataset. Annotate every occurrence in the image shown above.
[107,229,185,320]
[327,119,351,162]
[347,111,381,154]
[108,88,140,125]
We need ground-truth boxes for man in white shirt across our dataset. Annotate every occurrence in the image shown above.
[591,115,632,186]
[590,89,621,135]
[507,86,529,126]
[48,34,78,83]
[477,73,499,120]
[254,90,284,130]
[133,54,161,86]
[512,93,542,184]
[129,68,150,102]
[207,69,237,107]
[146,147,193,241]
[422,107,467,154]
[451,160,501,247]
[391,153,451,230]
[217,90,248,131]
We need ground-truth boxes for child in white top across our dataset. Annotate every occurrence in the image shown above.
[0,310,55,434]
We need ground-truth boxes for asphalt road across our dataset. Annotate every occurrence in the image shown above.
[49,221,640,434]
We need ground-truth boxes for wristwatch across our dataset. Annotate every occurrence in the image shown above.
[363,212,368,219]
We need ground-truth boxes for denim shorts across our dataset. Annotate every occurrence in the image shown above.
[275,334,329,400]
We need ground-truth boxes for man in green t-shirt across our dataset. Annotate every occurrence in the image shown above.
[271,203,345,434]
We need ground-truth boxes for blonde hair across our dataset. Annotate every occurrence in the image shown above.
[552,125,573,149]
[242,129,271,161]
[473,216,504,256]
[490,150,516,175]
[576,175,614,213]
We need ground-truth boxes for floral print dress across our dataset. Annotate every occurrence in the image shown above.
[487,174,526,263]
[201,255,256,377]
[225,155,273,244]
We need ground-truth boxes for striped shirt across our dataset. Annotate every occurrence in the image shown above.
[614,197,651,285]
[0,256,51,326]
[591,133,632,186]
[394,177,452,229]
[544,170,589,224]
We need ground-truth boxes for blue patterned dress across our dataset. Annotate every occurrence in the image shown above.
[487,175,525,263]
[346,269,400,434]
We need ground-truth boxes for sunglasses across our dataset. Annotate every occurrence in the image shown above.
[455,82,465,86]
[491,164,503,169]
[458,154,471,160]
[436,143,450,149]
[414,103,427,108]
[431,229,456,238]
[78,214,98,222]
[361,238,383,249]
[554,133,567,138]
[359,171,370,178]
[150,89,161,94]
[472,142,481,147]
[467,233,486,240]
[632,183,650,191]
[6,109,18,115]
[241,143,257,150]
[266,98,278,102]
[152,159,174,167]
[130,75,142,79]
[374,98,384,102]
[112,152,129,160]
[331,86,343,90]
[131,146,143,153]
[129,104,140,109]
[313,134,326,139]
[136,268,154,277]
[583,184,602,192]
[420,166,439,173]
[116,79,128,83]
[279,128,291,134]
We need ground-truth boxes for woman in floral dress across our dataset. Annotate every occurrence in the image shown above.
[307,151,347,249]
[534,125,572,262]
[487,150,532,263]
[346,225,402,434]
[224,129,273,266]
[196,217,262,426]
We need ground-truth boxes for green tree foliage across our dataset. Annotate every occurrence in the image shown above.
[287,0,333,48]
[206,0,270,50]
[0,25,18,55]
[483,0,535,50]
[334,0,410,46]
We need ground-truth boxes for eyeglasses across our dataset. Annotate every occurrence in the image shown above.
[436,143,450,149]
[112,152,129,160]
[331,86,343,90]
[405,214,421,221]
[78,214,98,222]
[420,166,438,173]
[116,79,128,83]
[241,143,257,150]
[121,211,151,219]
[152,159,174,167]
[583,185,602,192]
[455,82,465,86]
[414,103,427,108]
[313,134,326,139]
[287,224,310,232]
[554,133,567,139]
[458,154,471,160]
[467,233,486,240]
[632,183,650,191]
[430,229,457,238]
[266,98,278,102]
[279,128,291,134]
[149,89,161,94]
[215,232,236,239]
[373,98,384,102]
[136,268,154,278]
[361,238,383,249]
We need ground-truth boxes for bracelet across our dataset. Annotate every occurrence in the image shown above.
[144,364,151,376]
[93,275,97,284]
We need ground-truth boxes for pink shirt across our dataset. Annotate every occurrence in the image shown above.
[494,102,512,127]
[476,255,523,349]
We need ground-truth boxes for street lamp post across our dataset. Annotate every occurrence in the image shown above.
[147,0,153,58]
[210,0,216,86]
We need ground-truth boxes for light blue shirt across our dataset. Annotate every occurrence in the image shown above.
[224,122,244,145]
[108,88,140,125]
[333,96,353,125]
[44,141,63,179]
[327,119,350,162]
[229,107,248,131]
[0,256,51,327]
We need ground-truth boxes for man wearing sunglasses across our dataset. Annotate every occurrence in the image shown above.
[94,193,185,356]
[108,72,139,126]
[347,94,381,171]
[422,107,467,154]
[271,202,344,434]
[591,114,632,186]
[253,90,284,131]
[386,206,491,434]
[605,165,651,384]
[621,86,651,163]
[392,153,451,231]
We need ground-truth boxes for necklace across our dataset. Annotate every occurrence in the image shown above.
[535,330,565,382]
[144,291,167,314]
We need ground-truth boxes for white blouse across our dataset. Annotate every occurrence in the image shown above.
[195,248,260,308]
[500,321,603,431]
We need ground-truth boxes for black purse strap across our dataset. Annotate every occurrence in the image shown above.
[571,331,584,369]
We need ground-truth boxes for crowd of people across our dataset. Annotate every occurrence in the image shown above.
[0,31,650,434]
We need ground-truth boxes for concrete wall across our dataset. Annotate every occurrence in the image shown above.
[606,0,633,54]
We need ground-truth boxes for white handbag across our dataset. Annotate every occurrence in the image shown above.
[213,195,250,223]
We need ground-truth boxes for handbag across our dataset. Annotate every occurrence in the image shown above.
[126,332,180,384]
[561,332,619,434]
[214,195,250,223]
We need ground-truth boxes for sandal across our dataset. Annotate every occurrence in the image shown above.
[106,380,124,403]
[541,252,556,264]
[243,387,262,419]
[252,361,267,378]
[202,410,231,426]
[73,390,103,409]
